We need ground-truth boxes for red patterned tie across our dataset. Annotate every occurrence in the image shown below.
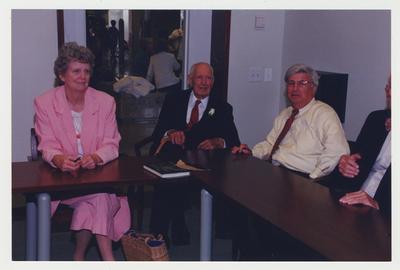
[187,99,201,130]
[268,108,299,162]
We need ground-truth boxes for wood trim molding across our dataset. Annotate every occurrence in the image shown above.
[57,10,64,49]
[211,10,231,102]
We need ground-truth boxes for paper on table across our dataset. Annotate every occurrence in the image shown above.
[175,160,206,171]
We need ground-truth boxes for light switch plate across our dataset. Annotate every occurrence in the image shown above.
[264,68,272,81]
[255,16,265,30]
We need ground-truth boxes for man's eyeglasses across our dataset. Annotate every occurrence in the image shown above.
[287,80,314,88]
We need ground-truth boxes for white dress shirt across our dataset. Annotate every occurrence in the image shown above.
[361,131,391,197]
[252,99,350,179]
[71,110,84,156]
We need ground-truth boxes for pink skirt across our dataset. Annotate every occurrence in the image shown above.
[51,193,131,242]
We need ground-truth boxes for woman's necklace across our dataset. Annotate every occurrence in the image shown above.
[65,89,85,112]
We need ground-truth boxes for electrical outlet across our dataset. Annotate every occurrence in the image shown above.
[248,67,263,82]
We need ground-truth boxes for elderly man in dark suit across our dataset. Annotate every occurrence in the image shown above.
[336,76,391,215]
[149,62,241,245]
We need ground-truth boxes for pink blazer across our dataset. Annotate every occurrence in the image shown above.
[34,86,121,165]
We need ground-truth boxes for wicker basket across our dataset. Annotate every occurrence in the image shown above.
[121,230,169,261]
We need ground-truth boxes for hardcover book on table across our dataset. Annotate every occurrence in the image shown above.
[143,157,190,179]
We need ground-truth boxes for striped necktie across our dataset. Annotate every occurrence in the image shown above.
[268,108,299,162]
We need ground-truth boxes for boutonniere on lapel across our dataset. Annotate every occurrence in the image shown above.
[208,108,215,117]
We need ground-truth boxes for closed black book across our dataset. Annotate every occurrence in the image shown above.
[143,157,190,179]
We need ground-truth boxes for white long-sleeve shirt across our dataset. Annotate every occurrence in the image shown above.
[361,131,391,197]
[253,99,350,179]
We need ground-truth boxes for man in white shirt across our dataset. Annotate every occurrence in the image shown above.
[232,64,350,260]
[233,63,349,179]
[337,76,391,213]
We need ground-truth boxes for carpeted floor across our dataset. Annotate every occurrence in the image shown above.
[12,201,233,261]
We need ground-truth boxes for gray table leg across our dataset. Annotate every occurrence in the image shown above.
[200,189,213,261]
[26,200,37,260]
[37,193,51,261]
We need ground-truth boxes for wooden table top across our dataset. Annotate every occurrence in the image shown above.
[12,151,391,260]
[12,155,158,193]
[189,150,391,261]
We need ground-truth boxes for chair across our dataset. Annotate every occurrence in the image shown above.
[28,128,41,161]
[134,135,154,157]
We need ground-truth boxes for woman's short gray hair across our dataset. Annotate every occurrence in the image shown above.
[284,64,319,88]
[53,42,95,86]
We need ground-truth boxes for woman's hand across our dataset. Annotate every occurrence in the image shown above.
[52,155,81,172]
[81,154,103,169]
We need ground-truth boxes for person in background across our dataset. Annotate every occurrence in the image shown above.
[34,42,129,260]
[337,76,391,215]
[146,38,181,93]
[149,62,241,246]
[108,19,119,70]
[168,28,184,63]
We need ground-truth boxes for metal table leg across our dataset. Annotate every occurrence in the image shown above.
[26,200,37,260]
[37,193,51,261]
[200,189,213,261]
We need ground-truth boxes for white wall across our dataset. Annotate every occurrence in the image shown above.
[228,10,286,147]
[179,10,212,88]
[64,10,86,45]
[186,10,212,75]
[12,10,58,161]
[281,10,390,140]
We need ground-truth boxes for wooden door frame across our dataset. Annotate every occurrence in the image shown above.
[210,10,231,102]
[57,10,64,48]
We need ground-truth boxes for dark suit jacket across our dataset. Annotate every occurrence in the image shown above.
[150,89,241,158]
[330,110,391,215]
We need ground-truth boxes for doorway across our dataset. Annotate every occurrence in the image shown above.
[85,10,182,87]
[82,10,183,157]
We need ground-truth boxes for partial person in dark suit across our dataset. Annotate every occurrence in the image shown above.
[336,76,391,216]
[149,62,241,246]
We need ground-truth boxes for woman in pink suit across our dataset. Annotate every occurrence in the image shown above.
[34,42,130,260]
